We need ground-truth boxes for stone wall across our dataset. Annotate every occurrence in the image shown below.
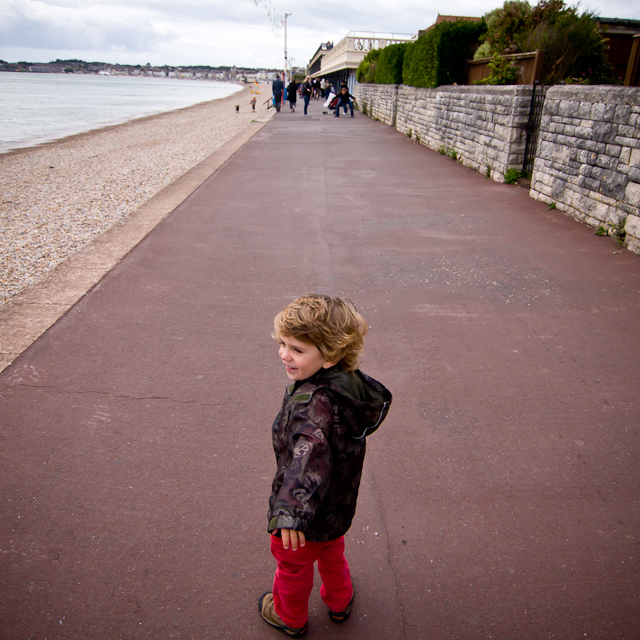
[529,86,640,253]
[352,82,640,254]
[353,84,535,183]
[355,84,399,125]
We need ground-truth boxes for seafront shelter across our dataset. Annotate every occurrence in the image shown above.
[308,31,415,93]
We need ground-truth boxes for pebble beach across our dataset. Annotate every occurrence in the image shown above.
[0,84,270,304]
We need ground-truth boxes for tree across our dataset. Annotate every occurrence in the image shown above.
[474,0,611,84]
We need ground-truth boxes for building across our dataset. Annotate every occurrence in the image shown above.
[308,31,416,92]
[597,18,640,84]
[28,64,67,73]
[419,13,482,36]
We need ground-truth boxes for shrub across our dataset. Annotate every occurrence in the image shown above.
[376,43,409,84]
[477,0,612,84]
[403,19,486,88]
[516,6,611,83]
[476,53,520,84]
[356,49,381,83]
[504,167,525,183]
[480,1,531,55]
[402,32,437,87]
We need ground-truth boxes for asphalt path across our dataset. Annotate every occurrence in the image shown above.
[1,105,639,640]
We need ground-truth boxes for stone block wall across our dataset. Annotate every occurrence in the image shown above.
[355,84,399,125]
[353,84,534,182]
[529,86,640,253]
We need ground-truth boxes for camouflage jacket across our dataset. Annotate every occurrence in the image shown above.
[268,366,392,542]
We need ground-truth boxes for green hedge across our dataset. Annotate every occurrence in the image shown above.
[356,49,381,84]
[403,20,486,88]
[375,43,409,84]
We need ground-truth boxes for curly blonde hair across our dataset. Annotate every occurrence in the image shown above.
[273,294,369,372]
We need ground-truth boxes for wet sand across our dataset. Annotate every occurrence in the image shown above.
[0,84,271,304]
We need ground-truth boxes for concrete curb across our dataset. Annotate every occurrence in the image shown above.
[0,115,273,373]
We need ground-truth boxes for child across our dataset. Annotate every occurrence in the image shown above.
[334,87,356,118]
[258,294,392,637]
[250,96,257,112]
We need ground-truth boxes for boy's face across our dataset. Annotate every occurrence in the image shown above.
[277,334,336,382]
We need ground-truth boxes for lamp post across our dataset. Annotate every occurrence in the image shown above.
[284,13,292,83]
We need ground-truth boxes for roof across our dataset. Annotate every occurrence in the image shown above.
[420,14,482,34]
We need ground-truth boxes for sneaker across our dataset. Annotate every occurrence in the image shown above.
[328,586,355,622]
[258,592,308,637]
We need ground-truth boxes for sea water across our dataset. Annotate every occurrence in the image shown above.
[0,73,243,154]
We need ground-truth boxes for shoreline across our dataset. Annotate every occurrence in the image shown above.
[0,81,246,157]
[0,84,272,305]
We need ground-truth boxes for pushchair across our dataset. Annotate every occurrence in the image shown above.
[322,92,338,115]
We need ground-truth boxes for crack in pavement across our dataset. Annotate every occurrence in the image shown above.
[0,383,228,407]
[368,466,408,639]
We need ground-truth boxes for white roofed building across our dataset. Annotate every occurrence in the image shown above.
[308,31,416,93]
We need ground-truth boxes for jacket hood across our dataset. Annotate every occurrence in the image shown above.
[289,367,392,440]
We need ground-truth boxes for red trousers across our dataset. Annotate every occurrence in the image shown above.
[270,534,353,628]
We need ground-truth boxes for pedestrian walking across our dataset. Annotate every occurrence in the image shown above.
[250,96,257,112]
[302,76,313,115]
[258,294,392,637]
[287,79,298,112]
[272,73,285,113]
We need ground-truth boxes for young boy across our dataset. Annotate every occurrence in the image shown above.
[258,294,392,637]
[334,86,356,118]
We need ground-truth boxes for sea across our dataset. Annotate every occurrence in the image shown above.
[0,73,243,154]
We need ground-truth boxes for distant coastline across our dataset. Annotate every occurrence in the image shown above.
[0,58,279,84]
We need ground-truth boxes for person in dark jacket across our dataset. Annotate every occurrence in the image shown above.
[272,73,284,112]
[259,294,392,638]
[287,79,298,112]
[335,86,356,118]
[301,76,313,115]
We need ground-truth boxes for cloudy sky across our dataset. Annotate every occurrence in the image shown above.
[1,0,639,70]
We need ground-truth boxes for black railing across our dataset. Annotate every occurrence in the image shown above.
[523,81,546,175]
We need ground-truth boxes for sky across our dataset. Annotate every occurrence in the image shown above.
[1,0,639,70]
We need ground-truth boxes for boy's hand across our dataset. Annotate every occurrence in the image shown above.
[273,528,306,551]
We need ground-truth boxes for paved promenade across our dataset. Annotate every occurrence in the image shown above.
[1,105,639,640]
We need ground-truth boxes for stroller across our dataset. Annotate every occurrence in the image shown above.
[322,92,338,115]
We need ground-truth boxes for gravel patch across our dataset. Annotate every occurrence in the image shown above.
[0,85,270,304]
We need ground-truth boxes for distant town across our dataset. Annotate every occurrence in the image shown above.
[0,59,299,83]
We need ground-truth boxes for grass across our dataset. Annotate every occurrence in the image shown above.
[504,167,525,184]
[595,215,627,246]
